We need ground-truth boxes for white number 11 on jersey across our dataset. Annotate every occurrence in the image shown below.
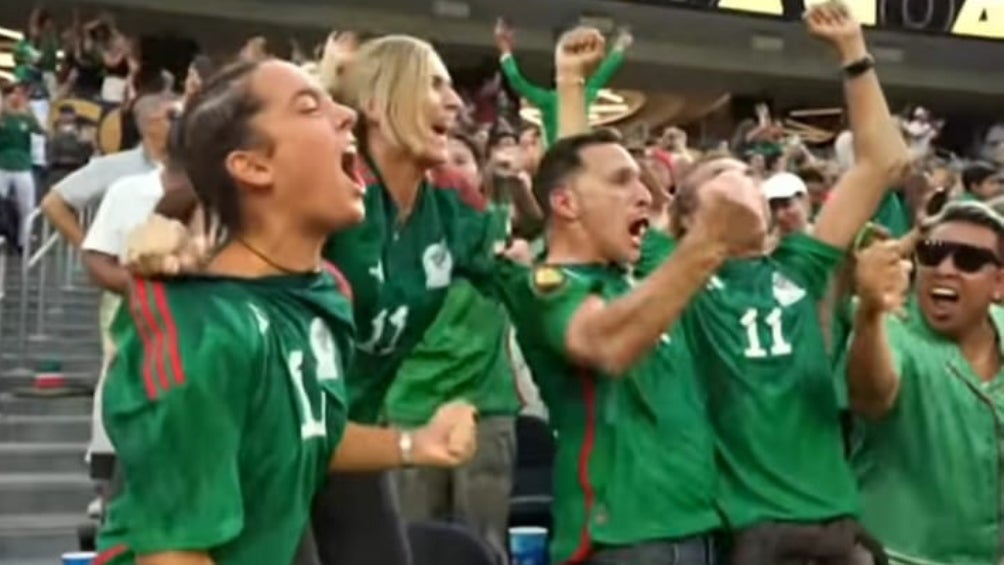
[740,307,792,358]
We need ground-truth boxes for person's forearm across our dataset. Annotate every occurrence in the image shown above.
[847,305,900,419]
[555,80,588,140]
[585,233,726,375]
[329,423,403,472]
[40,193,85,247]
[83,251,130,294]
[155,187,199,224]
[137,552,214,565]
[843,41,909,183]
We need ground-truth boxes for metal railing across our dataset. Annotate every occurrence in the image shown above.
[0,236,7,352]
[7,205,94,375]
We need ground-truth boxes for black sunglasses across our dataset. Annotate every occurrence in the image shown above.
[915,240,1002,273]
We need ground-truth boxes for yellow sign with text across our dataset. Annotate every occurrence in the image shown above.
[713,0,999,39]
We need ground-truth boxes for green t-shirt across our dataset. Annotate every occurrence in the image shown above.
[505,251,720,564]
[871,191,912,239]
[0,112,42,171]
[685,233,859,528]
[322,160,505,423]
[957,191,982,203]
[852,304,1004,565]
[384,277,521,426]
[97,269,353,565]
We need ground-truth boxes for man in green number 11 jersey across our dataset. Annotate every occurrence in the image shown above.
[500,129,766,565]
[666,3,910,563]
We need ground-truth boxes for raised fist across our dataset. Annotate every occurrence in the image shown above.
[555,26,606,80]
[124,214,207,277]
[804,0,867,63]
[691,171,769,256]
[612,26,634,52]
[855,239,912,314]
[494,19,515,54]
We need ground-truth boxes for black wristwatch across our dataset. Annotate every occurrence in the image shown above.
[842,55,875,79]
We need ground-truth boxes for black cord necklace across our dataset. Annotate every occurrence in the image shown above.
[235,238,320,275]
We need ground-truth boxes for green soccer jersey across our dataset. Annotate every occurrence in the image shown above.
[871,190,912,239]
[0,112,42,172]
[95,268,354,565]
[323,160,506,423]
[852,303,1004,565]
[505,254,720,564]
[686,232,858,528]
[384,278,521,427]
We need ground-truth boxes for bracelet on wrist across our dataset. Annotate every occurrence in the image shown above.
[397,429,415,468]
[842,55,875,79]
[556,75,585,87]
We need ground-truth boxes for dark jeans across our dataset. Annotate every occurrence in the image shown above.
[587,535,717,565]
[732,519,880,565]
[308,470,412,565]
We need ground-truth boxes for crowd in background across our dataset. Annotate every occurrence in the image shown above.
[2,2,1004,565]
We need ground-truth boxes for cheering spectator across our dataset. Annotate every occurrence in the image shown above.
[848,202,1004,564]
[960,161,1002,202]
[41,92,173,248]
[0,83,46,254]
[14,7,60,99]
[495,19,631,146]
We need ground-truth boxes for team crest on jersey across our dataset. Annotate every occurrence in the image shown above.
[423,241,453,289]
[532,266,566,295]
[772,272,806,307]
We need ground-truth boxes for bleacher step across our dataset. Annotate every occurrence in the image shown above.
[0,415,93,444]
[0,473,94,516]
[0,513,88,562]
[0,442,88,474]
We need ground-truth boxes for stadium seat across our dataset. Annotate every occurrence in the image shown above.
[407,521,496,565]
[508,415,555,532]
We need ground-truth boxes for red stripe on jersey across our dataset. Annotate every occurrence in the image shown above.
[129,277,159,400]
[152,282,186,386]
[93,543,128,565]
[134,279,170,393]
[322,261,354,303]
[564,370,597,564]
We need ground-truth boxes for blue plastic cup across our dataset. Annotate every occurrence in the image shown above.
[509,526,548,565]
[62,551,97,565]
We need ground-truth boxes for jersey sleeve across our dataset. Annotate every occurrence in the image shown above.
[431,169,511,298]
[772,232,845,299]
[102,279,259,554]
[514,268,601,358]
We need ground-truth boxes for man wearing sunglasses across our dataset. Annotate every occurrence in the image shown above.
[847,201,1004,564]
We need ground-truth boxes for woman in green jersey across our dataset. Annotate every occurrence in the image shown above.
[95,59,478,565]
[132,31,605,565]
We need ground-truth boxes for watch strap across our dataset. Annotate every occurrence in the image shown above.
[843,55,875,79]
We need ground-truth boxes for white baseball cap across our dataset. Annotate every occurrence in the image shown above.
[763,172,808,201]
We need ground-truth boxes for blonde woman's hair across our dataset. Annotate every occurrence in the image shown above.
[341,35,439,157]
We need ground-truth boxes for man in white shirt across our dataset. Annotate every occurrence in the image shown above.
[40,92,175,248]
[81,165,165,481]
